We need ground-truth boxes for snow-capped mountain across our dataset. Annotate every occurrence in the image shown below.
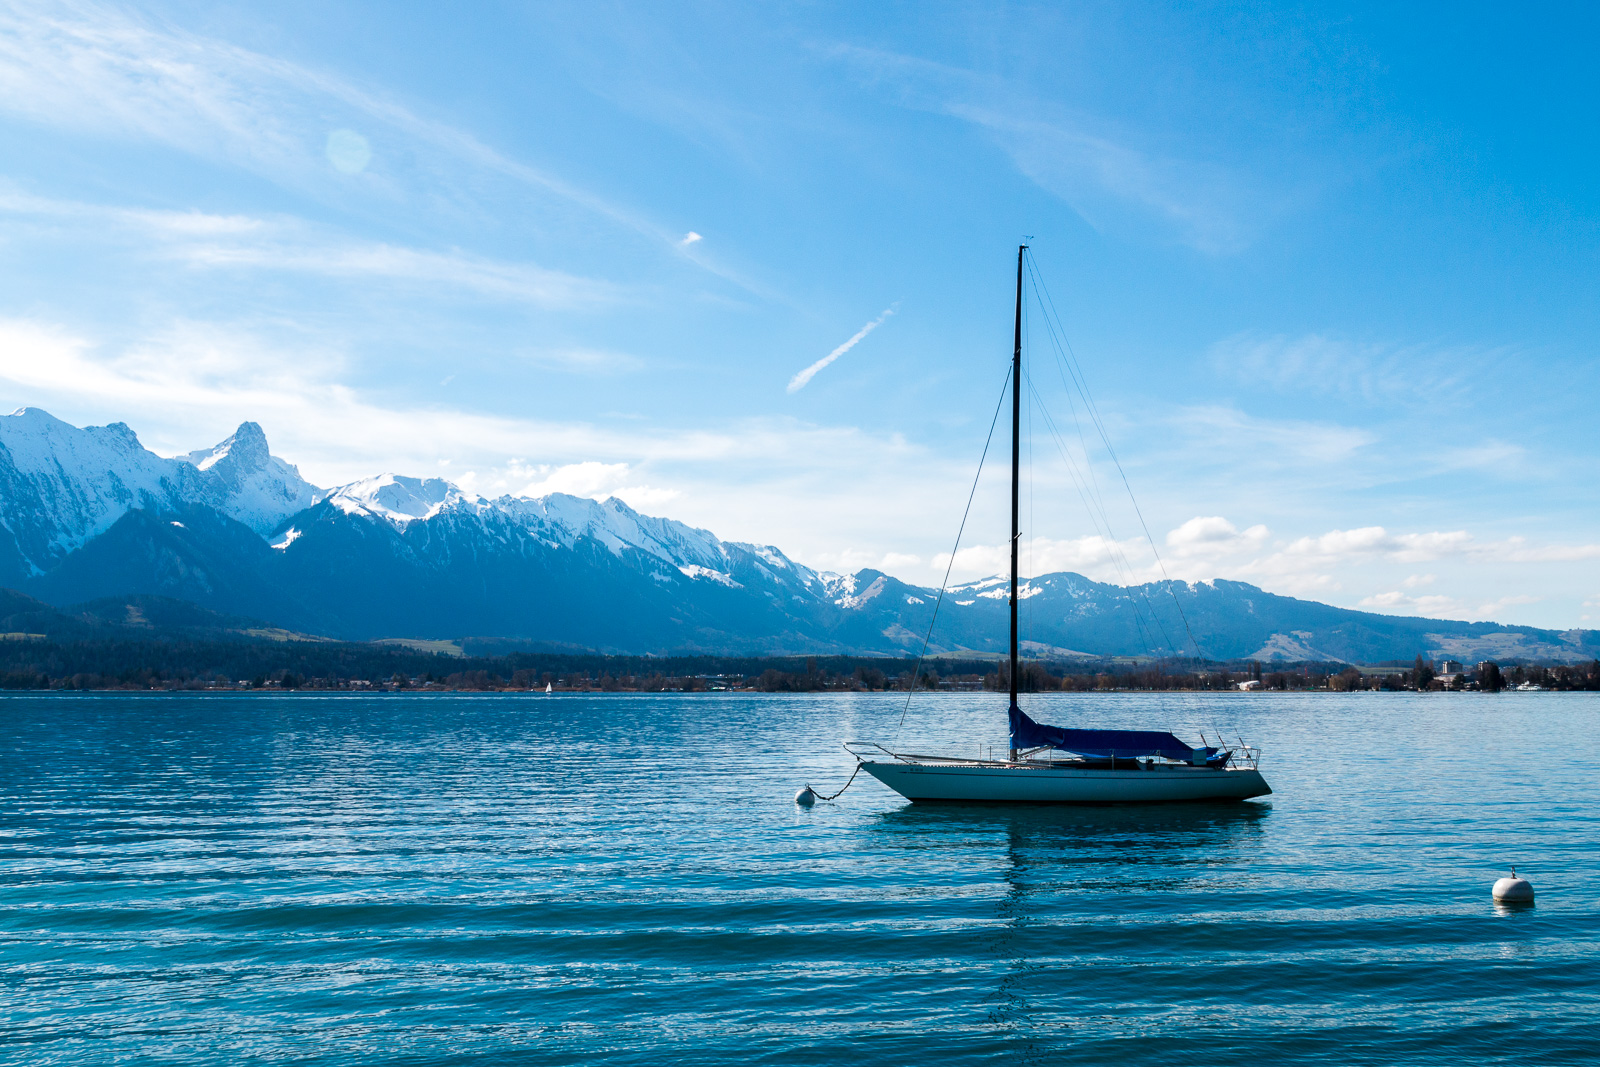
[294,471,806,591]
[0,408,319,582]
[5,408,1597,661]
[323,474,464,527]
[182,421,319,534]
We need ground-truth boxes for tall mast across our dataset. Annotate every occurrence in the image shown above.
[1009,243,1025,760]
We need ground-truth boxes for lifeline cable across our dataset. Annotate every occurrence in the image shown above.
[896,363,1013,734]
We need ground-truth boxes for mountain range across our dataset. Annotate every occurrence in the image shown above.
[1,407,1594,664]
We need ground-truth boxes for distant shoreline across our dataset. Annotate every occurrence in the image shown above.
[0,628,1592,694]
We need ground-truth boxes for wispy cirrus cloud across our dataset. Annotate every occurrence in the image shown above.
[184,237,616,307]
[825,43,1269,253]
[1208,330,1516,407]
[1170,404,1376,468]
[0,0,735,279]
[522,347,646,375]
[0,187,618,307]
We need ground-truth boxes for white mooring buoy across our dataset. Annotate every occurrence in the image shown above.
[1492,867,1535,903]
[794,786,816,807]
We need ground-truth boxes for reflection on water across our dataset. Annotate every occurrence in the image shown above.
[874,801,1272,1057]
[875,798,1271,848]
[1493,898,1538,917]
[873,800,1271,887]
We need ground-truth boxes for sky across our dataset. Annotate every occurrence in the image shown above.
[1,0,1598,629]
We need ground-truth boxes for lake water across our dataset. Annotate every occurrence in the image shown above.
[0,691,1596,1065]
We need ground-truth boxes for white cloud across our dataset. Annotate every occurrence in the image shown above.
[503,460,677,508]
[0,310,1593,629]
[809,548,883,575]
[517,461,633,498]
[1165,515,1269,557]
[1279,526,1473,563]
[787,306,895,393]
[934,534,1151,584]
[679,231,702,246]
[1358,590,1539,622]
[0,316,644,483]
[1497,539,1600,563]
[0,314,953,551]
[1263,527,1600,568]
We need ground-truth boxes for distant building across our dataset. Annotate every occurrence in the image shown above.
[1436,660,1465,688]
[1237,679,1262,691]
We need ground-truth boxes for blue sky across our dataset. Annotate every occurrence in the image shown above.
[1,0,1598,628]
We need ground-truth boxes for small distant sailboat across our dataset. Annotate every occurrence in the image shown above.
[852,245,1271,804]
[545,682,553,694]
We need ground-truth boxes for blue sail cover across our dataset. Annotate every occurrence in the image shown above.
[1009,704,1214,761]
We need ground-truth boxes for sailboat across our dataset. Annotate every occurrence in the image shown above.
[852,246,1271,804]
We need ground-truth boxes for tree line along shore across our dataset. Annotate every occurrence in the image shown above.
[0,635,1594,692]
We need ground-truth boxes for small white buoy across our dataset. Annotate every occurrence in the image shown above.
[794,786,816,807]
[1492,867,1535,903]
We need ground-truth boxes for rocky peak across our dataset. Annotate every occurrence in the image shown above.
[185,421,270,475]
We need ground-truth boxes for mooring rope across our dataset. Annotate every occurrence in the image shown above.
[807,762,864,801]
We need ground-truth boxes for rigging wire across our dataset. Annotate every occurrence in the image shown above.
[1024,255,1203,660]
[1023,278,1176,653]
[1025,289,1035,662]
[897,363,1013,734]
[1024,371,1168,656]
[1010,258,1174,655]
[1028,258,1201,659]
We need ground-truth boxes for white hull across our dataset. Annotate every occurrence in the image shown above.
[860,759,1271,804]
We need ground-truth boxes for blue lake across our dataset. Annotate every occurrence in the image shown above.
[0,691,1596,1064]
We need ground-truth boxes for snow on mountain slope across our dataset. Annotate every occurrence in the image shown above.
[183,421,319,534]
[0,408,185,565]
[491,493,727,570]
[0,408,321,576]
[0,407,829,610]
[325,474,466,527]
[306,471,829,594]
[0,407,829,597]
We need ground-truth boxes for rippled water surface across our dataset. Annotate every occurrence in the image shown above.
[1,691,1596,1064]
